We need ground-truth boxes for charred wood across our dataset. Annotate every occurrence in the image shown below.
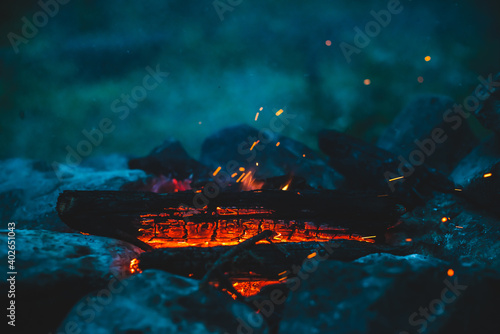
[138,240,410,280]
[57,189,406,249]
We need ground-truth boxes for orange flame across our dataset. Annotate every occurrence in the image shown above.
[240,170,264,191]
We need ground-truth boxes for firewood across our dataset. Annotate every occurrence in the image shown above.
[138,240,410,281]
[57,189,406,250]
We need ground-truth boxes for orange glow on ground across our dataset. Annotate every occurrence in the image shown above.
[447,269,454,277]
[363,79,371,85]
[417,76,424,83]
[425,56,431,62]
[325,40,332,46]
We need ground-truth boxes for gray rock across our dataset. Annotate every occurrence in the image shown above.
[450,135,500,186]
[200,124,342,189]
[279,253,499,334]
[377,94,478,174]
[473,72,500,135]
[0,158,146,231]
[59,269,268,334]
[0,229,142,333]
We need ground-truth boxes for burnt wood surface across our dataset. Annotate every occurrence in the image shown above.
[57,189,406,250]
[138,240,410,280]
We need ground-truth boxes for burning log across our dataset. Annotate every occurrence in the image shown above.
[57,189,406,250]
[138,240,410,281]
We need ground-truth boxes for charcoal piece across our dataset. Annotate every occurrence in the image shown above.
[474,72,500,135]
[318,129,455,205]
[138,241,410,280]
[128,138,209,180]
[377,94,478,174]
[462,161,500,215]
[200,124,343,189]
[450,135,500,185]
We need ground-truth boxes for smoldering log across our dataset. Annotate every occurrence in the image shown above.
[138,240,410,280]
[57,189,406,249]
[58,189,405,226]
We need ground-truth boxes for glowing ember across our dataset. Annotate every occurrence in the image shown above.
[250,140,260,151]
[141,175,192,193]
[447,268,454,277]
[236,173,246,183]
[441,217,448,223]
[483,173,492,178]
[137,214,375,249]
[276,109,284,116]
[130,258,141,274]
[232,280,281,297]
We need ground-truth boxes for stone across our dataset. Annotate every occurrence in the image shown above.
[58,269,268,334]
[128,138,209,180]
[473,72,500,135]
[450,135,500,186]
[0,229,142,333]
[279,253,499,334]
[200,124,342,189]
[0,158,147,231]
[377,94,478,174]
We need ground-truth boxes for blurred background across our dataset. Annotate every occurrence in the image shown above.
[1,0,499,163]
